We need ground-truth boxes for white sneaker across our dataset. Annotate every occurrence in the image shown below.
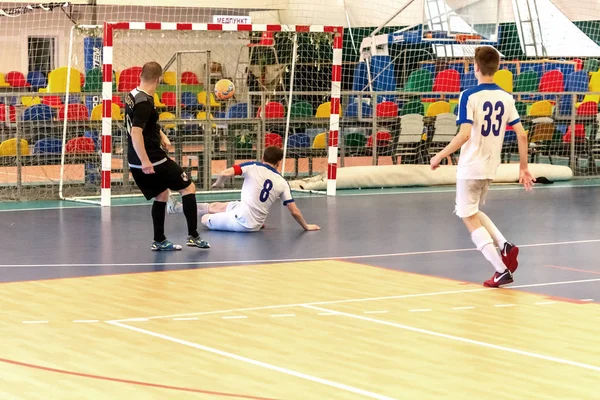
[167,194,182,214]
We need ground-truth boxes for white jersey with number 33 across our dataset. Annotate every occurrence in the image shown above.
[456,83,520,180]
[233,161,294,226]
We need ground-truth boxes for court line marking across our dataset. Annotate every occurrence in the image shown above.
[110,277,600,322]
[494,304,516,308]
[4,238,600,269]
[73,320,99,323]
[21,320,48,324]
[270,314,296,318]
[452,306,476,310]
[222,316,247,320]
[364,311,388,314]
[107,321,396,400]
[302,305,600,373]
[535,301,557,305]
[581,299,594,302]
[409,309,432,313]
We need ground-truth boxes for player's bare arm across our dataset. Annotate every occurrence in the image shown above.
[430,123,472,170]
[286,202,320,231]
[130,126,154,174]
[159,129,171,149]
[512,122,535,191]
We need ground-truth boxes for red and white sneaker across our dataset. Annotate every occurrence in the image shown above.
[501,242,519,273]
[483,270,514,288]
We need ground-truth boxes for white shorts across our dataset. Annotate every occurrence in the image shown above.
[454,179,492,218]
[204,201,262,232]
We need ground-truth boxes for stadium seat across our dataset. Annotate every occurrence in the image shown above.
[27,71,47,90]
[376,101,398,118]
[316,102,342,118]
[573,58,583,71]
[82,68,117,93]
[401,101,424,116]
[163,71,177,86]
[366,131,392,150]
[226,102,249,118]
[159,111,176,129]
[403,69,433,92]
[584,59,599,73]
[582,71,600,104]
[529,101,553,117]
[181,92,200,109]
[425,101,451,117]
[58,104,89,121]
[514,101,528,117]
[118,66,142,92]
[66,137,95,153]
[161,92,177,107]
[288,133,311,148]
[42,95,64,108]
[23,104,54,121]
[154,93,166,108]
[566,70,589,100]
[460,71,477,91]
[258,102,285,119]
[90,103,122,120]
[344,101,372,118]
[0,138,30,156]
[312,133,327,149]
[431,113,457,144]
[33,138,62,154]
[112,95,124,108]
[197,91,221,107]
[265,132,283,148]
[235,134,253,149]
[181,71,200,85]
[539,70,564,101]
[0,104,16,122]
[344,131,367,154]
[47,67,82,93]
[21,96,42,107]
[0,73,10,87]
[196,111,214,120]
[576,101,597,116]
[494,69,513,92]
[514,70,539,99]
[433,69,460,93]
[6,71,30,87]
[289,101,313,118]
[397,114,425,163]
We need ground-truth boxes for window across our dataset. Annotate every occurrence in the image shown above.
[28,37,56,75]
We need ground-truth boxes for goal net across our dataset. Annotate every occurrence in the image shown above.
[59,21,342,205]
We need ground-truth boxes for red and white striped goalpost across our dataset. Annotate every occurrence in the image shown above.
[101,22,344,207]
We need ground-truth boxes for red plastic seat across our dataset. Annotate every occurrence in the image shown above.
[573,58,583,71]
[376,101,398,118]
[58,104,89,121]
[577,101,598,116]
[433,69,460,92]
[117,66,142,92]
[112,95,124,108]
[257,102,284,119]
[539,70,564,93]
[366,131,392,147]
[66,137,96,153]
[6,71,30,87]
[265,132,283,148]
[0,104,16,122]
[181,71,200,85]
[42,96,63,108]
[161,92,177,107]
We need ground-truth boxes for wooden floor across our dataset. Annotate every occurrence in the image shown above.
[1,260,599,399]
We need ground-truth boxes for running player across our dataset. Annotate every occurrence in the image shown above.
[125,61,210,250]
[430,46,535,287]
[168,146,320,232]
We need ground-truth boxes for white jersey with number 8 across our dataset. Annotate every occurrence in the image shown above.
[456,83,521,180]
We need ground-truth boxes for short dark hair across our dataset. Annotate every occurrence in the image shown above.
[474,46,500,76]
[263,145,283,165]
[141,61,162,82]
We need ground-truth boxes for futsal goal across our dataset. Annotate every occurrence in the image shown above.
[59,22,343,206]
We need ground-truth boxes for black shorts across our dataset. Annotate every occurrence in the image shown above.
[130,158,193,200]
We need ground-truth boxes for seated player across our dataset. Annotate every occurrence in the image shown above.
[430,46,534,287]
[167,146,320,232]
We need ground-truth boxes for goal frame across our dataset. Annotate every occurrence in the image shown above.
[98,22,344,207]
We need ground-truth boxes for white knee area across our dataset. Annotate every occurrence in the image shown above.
[197,202,209,216]
[200,214,210,227]
[471,226,494,251]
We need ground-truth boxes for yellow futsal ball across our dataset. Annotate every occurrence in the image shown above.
[214,79,235,100]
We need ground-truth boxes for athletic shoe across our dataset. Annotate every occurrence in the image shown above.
[151,240,182,251]
[187,235,210,249]
[483,269,513,288]
[167,194,182,214]
[501,242,519,273]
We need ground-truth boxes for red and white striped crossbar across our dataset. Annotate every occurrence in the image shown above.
[101,22,343,206]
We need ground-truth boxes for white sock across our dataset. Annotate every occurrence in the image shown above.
[478,212,507,249]
[197,203,209,217]
[471,226,506,273]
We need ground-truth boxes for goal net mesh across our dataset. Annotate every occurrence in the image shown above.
[1,1,600,201]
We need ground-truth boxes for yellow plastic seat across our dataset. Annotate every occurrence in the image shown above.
[159,111,176,129]
[494,69,513,93]
[196,111,214,120]
[528,100,553,117]
[163,71,177,86]
[0,138,30,156]
[90,103,123,121]
[154,93,166,108]
[425,101,451,117]
[45,67,82,93]
[312,132,327,148]
[315,102,343,118]
[0,73,10,88]
[197,91,221,107]
[22,96,41,107]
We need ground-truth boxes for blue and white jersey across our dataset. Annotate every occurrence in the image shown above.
[456,83,520,180]
[233,162,294,225]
